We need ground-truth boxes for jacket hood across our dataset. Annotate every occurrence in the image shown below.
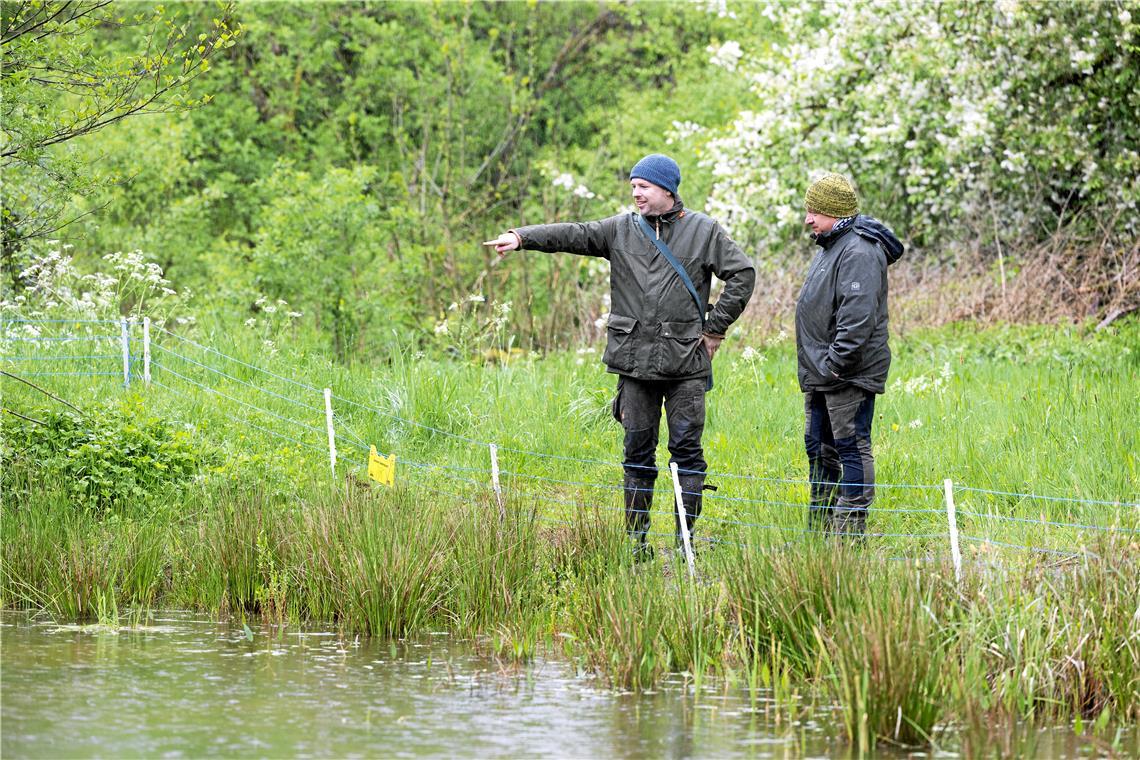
[852,215,905,265]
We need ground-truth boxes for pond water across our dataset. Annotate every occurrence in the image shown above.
[0,611,1129,758]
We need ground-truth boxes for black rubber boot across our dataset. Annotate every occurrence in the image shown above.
[624,474,656,561]
[674,473,705,552]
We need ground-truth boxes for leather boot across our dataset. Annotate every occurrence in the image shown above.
[674,473,705,551]
[624,474,656,561]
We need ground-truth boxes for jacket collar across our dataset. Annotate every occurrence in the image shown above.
[813,215,856,249]
[643,196,685,226]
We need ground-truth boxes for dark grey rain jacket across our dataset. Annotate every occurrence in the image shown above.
[795,215,905,394]
[515,200,755,381]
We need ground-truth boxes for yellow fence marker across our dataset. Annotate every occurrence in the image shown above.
[368,445,396,486]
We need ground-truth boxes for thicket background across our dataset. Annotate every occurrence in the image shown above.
[3,0,1138,359]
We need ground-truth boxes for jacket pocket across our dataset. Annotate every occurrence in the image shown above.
[797,339,836,386]
[603,313,638,373]
[656,320,706,376]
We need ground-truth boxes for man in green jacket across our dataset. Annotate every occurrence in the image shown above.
[485,154,755,558]
[795,173,904,537]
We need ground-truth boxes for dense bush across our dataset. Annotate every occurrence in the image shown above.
[1,399,205,515]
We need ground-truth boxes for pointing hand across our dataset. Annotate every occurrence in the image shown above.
[482,232,521,254]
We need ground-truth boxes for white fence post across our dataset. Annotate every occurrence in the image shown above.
[120,318,130,387]
[670,463,696,579]
[142,317,151,385]
[944,478,962,583]
[324,388,337,476]
[489,443,504,521]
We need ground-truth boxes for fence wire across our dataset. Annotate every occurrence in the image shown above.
[4,319,1138,568]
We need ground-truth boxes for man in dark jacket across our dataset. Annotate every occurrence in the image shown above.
[485,154,755,558]
[794,173,904,537]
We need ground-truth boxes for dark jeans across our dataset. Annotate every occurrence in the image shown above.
[804,387,876,529]
[615,376,707,479]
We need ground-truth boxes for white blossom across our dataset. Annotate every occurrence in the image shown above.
[708,40,744,71]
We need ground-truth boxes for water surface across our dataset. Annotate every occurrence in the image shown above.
[1,611,1129,758]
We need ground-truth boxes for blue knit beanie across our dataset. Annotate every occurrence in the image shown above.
[629,153,681,196]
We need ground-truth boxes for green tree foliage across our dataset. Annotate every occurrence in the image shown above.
[0,0,241,281]
[251,163,392,361]
[4,1,1136,355]
[26,1,751,353]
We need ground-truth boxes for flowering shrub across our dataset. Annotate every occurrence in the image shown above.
[700,0,1139,256]
[242,295,302,357]
[892,362,954,397]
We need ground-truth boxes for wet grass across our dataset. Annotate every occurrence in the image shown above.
[3,481,1137,751]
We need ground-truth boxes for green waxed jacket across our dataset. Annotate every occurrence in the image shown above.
[515,201,755,381]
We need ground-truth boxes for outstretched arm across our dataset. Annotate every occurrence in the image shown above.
[487,219,615,260]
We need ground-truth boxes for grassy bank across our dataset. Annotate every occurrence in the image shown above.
[3,319,1138,749]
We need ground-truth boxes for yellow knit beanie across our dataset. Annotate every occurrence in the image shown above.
[804,174,859,218]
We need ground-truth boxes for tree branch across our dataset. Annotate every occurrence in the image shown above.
[0,371,85,414]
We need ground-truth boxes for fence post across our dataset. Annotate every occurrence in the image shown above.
[120,318,130,387]
[944,478,962,583]
[489,443,504,521]
[670,463,696,579]
[324,388,336,476]
[142,317,151,385]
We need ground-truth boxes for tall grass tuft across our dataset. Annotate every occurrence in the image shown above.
[721,541,952,748]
